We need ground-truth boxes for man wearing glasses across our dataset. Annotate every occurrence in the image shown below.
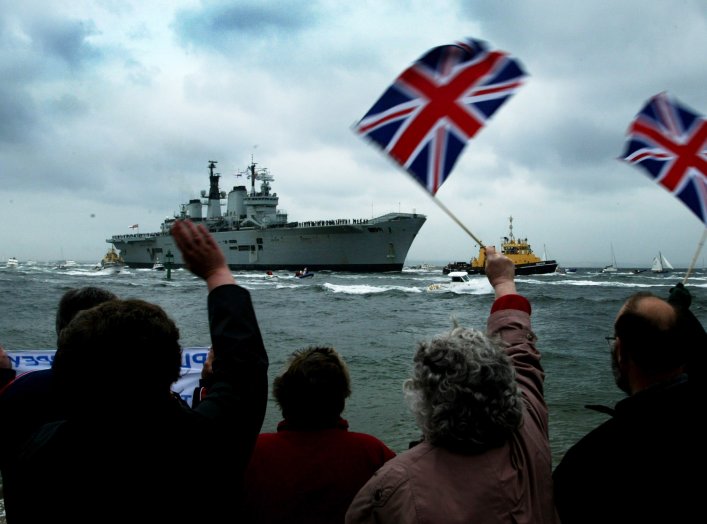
[552,289,700,524]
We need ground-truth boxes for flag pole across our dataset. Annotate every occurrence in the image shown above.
[682,227,707,285]
[425,193,485,248]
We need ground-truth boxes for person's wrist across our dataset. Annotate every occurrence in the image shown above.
[206,266,235,290]
[493,281,517,298]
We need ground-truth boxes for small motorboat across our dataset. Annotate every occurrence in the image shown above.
[427,271,476,291]
[295,267,314,278]
[152,257,165,271]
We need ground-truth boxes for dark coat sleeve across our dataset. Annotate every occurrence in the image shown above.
[195,284,269,472]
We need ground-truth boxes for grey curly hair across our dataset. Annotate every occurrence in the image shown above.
[404,323,523,452]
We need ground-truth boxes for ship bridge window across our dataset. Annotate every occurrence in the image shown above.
[238,245,251,252]
[256,238,263,244]
[228,239,238,244]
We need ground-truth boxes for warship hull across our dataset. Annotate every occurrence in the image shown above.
[111,213,426,272]
[109,160,425,272]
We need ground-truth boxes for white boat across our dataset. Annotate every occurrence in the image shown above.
[6,257,19,268]
[601,244,618,273]
[152,257,165,271]
[55,260,78,270]
[427,271,476,291]
[651,251,673,274]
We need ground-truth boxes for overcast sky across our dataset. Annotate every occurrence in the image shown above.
[2,0,706,268]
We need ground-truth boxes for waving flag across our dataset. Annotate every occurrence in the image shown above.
[354,37,527,195]
[620,92,707,225]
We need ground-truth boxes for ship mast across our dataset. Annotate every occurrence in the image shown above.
[508,215,515,242]
[205,160,224,219]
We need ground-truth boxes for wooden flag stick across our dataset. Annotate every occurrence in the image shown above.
[424,192,485,248]
[683,227,707,285]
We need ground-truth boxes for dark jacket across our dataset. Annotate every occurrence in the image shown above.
[553,375,691,524]
[5,284,268,524]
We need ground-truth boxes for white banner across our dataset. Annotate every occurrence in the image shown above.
[7,347,209,406]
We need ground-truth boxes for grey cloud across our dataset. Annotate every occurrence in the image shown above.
[26,16,102,71]
[173,0,318,51]
[0,86,38,144]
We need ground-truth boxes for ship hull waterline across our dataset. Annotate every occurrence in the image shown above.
[443,260,559,276]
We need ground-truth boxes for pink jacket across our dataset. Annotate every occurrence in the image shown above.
[345,295,560,524]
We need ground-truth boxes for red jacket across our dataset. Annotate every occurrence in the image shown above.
[244,417,395,523]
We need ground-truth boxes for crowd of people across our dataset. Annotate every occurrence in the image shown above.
[0,220,701,523]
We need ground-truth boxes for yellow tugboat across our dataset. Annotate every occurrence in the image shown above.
[97,245,125,273]
[443,216,558,275]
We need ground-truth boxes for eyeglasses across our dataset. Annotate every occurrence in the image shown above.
[605,336,616,348]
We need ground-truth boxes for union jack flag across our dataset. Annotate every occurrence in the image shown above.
[620,92,707,225]
[354,38,527,195]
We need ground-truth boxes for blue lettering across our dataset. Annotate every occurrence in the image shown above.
[180,350,208,369]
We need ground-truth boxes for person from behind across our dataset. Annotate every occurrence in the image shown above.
[346,246,559,524]
[0,286,118,515]
[552,291,695,523]
[7,220,269,524]
[244,345,396,523]
[667,281,706,385]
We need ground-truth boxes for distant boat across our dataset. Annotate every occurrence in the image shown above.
[601,244,618,273]
[6,257,19,268]
[651,251,674,274]
[96,245,125,273]
[442,216,558,275]
[427,271,476,292]
[295,267,314,278]
[152,257,165,271]
[55,260,78,270]
[555,266,576,274]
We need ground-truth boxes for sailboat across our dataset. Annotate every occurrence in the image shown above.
[651,252,674,274]
[601,244,618,273]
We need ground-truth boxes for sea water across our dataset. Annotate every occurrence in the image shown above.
[1,263,705,517]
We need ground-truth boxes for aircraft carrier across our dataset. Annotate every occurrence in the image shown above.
[108,160,426,272]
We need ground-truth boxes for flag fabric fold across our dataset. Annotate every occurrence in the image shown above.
[354,37,527,195]
[130,224,139,229]
[620,91,707,226]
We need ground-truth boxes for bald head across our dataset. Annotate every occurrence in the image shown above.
[614,292,686,378]
[617,294,676,329]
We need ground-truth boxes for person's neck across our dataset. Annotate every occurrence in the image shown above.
[629,367,685,395]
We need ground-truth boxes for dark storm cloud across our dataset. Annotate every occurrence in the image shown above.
[23,16,102,71]
[0,85,38,144]
[172,0,318,51]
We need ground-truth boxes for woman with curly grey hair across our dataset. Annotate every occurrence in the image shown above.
[346,246,560,524]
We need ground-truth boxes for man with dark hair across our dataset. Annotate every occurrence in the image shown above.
[0,286,118,514]
[54,286,119,334]
[6,220,269,523]
[244,346,395,524]
[553,291,693,523]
